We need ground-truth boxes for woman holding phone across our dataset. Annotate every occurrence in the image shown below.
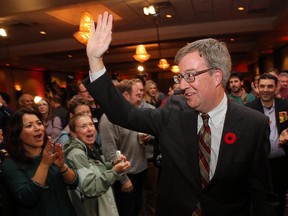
[64,113,131,216]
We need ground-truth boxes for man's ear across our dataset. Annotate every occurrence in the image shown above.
[123,91,129,100]
[214,69,223,87]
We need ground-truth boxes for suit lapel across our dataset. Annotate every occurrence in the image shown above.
[211,101,242,182]
[177,101,245,187]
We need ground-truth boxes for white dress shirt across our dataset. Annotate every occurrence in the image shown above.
[198,95,227,179]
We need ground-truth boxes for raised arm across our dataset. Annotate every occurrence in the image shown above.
[87,11,113,73]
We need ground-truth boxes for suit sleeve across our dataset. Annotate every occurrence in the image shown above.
[84,72,167,137]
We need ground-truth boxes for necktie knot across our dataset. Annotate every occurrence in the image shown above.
[201,113,210,125]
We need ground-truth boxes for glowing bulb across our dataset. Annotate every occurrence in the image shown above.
[34,96,43,104]
[138,65,144,72]
[0,28,7,37]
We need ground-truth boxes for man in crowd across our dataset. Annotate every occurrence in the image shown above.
[228,72,255,105]
[77,82,103,130]
[246,73,288,216]
[83,12,277,216]
[0,92,12,133]
[51,95,68,128]
[18,93,35,110]
[278,72,288,99]
[99,79,147,216]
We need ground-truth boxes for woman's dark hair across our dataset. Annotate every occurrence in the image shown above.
[5,108,48,164]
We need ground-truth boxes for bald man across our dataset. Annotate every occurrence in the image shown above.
[18,94,35,110]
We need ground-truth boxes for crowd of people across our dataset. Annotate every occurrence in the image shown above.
[0,11,288,216]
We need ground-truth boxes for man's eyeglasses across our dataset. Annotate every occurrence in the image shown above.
[173,68,215,84]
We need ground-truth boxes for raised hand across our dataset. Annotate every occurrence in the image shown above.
[87,11,113,72]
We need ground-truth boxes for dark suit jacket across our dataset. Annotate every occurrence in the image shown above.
[246,98,288,155]
[84,73,277,216]
[246,98,288,137]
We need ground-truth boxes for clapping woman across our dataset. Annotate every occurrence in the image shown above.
[1,108,78,216]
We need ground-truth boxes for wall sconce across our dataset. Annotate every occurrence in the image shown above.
[143,5,156,16]
[73,12,93,45]
[158,59,170,70]
[133,44,151,63]
[14,84,21,91]
[170,65,180,73]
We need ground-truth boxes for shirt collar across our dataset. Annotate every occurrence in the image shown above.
[261,99,275,110]
[199,94,227,128]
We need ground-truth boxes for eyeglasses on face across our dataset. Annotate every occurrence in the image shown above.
[77,122,95,130]
[173,68,215,84]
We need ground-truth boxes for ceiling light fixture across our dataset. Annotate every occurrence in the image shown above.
[73,11,93,45]
[170,65,180,73]
[155,22,170,70]
[133,44,151,63]
[143,5,156,16]
[0,28,7,37]
[158,59,170,70]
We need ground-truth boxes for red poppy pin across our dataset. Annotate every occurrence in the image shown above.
[224,132,236,145]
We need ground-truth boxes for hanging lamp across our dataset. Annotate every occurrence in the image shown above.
[133,44,151,63]
[73,11,93,45]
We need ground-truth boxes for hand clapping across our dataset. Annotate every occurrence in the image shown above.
[42,140,64,168]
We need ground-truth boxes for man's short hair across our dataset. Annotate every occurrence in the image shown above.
[259,73,278,85]
[116,79,137,95]
[229,72,243,82]
[67,95,90,114]
[278,72,288,78]
[0,92,10,104]
[174,38,231,88]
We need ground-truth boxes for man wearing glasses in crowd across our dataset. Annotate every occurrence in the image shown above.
[83,12,277,216]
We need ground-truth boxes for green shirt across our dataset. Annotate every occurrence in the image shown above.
[228,93,255,105]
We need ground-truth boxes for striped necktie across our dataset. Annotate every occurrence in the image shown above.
[198,113,211,187]
[192,113,211,216]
